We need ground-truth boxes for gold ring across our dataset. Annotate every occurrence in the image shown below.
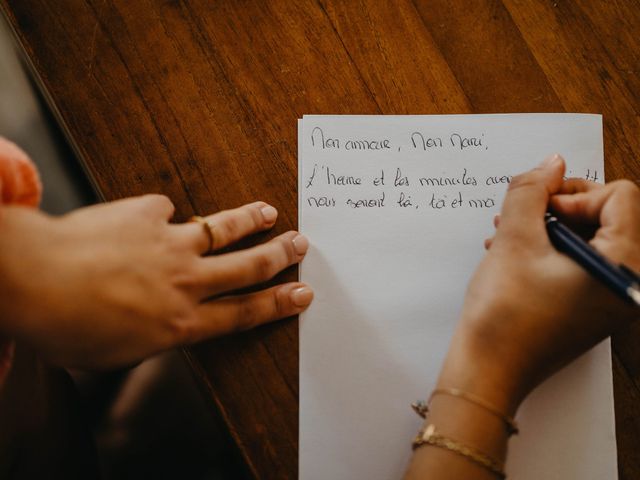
[189,215,214,253]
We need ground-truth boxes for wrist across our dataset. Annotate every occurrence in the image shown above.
[437,332,527,418]
[0,207,53,331]
[423,392,510,464]
[408,369,513,480]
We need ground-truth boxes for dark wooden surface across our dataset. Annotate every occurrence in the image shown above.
[2,1,640,478]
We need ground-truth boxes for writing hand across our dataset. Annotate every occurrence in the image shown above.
[0,196,312,369]
[405,156,639,480]
[441,155,639,413]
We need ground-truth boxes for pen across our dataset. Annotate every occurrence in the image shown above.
[545,213,640,307]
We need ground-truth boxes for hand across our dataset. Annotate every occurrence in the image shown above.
[438,155,640,413]
[0,196,312,369]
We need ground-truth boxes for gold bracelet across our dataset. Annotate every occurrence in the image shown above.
[413,423,506,479]
[430,388,519,436]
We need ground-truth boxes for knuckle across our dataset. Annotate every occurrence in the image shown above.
[166,304,198,344]
[572,196,591,219]
[234,290,284,332]
[279,235,297,263]
[247,204,265,228]
[171,269,200,292]
[237,298,260,331]
[507,172,540,192]
[138,194,175,219]
[151,194,175,210]
[272,289,285,317]
[561,178,582,192]
[253,252,277,281]
[159,194,175,209]
[220,214,240,242]
[166,231,191,254]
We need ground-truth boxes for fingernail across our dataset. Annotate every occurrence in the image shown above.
[261,205,278,224]
[540,153,563,169]
[292,234,309,255]
[291,286,313,307]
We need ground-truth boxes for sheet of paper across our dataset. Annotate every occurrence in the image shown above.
[299,114,616,480]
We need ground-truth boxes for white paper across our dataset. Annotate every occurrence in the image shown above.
[299,114,616,480]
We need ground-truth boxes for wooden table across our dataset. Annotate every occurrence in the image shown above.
[2,1,640,478]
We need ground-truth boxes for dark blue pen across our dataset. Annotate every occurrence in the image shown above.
[545,213,640,307]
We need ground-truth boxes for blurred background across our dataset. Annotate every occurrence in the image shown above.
[0,15,239,480]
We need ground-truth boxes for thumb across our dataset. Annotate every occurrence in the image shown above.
[497,154,566,242]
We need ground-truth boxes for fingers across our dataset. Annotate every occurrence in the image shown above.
[550,179,640,225]
[194,231,309,298]
[557,178,600,195]
[181,202,278,254]
[550,178,601,223]
[497,154,565,243]
[186,282,313,342]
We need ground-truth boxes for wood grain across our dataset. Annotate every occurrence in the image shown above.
[1,1,639,477]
